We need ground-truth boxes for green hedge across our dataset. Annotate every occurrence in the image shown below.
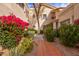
[59,24,79,47]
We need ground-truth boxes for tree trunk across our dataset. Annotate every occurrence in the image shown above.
[33,3,41,34]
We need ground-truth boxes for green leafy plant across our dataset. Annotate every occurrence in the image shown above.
[0,31,16,49]
[40,30,43,34]
[59,24,79,47]
[43,24,55,42]
[0,15,29,49]
[27,28,37,37]
[10,37,33,56]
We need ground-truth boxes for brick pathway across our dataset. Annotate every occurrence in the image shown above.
[27,35,64,56]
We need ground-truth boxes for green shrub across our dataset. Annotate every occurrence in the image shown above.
[0,23,26,49]
[0,30,17,49]
[0,15,30,50]
[27,28,37,37]
[43,24,55,42]
[22,30,29,37]
[59,24,79,47]
[0,22,32,49]
[28,28,37,34]
[40,30,43,34]
[9,37,33,56]
[53,29,60,38]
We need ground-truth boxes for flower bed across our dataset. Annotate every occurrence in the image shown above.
[0,15,33,56]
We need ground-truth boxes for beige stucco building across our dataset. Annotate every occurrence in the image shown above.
[28,8,37,28]
[54,3,79,29]
[37,4,56,30]
[0,3,28,22]
[29,3,79,30]
[28,3,57,30]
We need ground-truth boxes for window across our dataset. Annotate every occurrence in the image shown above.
[51,16,55,19]
[61,19,70,25]
[43,14,47,20]
[51,12,56,19]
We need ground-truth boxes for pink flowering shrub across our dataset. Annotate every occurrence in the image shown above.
[0,15,29,49]
[74,19,79,25]
[0,15,29,30]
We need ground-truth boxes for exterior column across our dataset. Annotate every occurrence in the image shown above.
[53,22,56,30]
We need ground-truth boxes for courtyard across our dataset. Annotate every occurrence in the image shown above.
[0,3,79,56]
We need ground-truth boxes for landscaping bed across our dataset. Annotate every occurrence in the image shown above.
[0,15,34,56]
[43,19,79,56]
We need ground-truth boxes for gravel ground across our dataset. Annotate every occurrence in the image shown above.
[53,38,79,56]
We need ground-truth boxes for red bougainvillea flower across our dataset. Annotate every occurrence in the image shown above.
[0,15,29,29]
[74,19,79,25]
[0,15,29,44]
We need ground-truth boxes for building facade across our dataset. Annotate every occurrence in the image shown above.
[28,3,56,30]
[55,3,79,29]
[0,3,28,22]
[39,3,56,30]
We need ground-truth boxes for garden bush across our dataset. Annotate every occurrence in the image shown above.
[43,24,55,42]
[9,37,33,56]
[74,19,79,25]
[59,24,79,47]
[40,30,43,34]
[0,15,29,49]
[27,28,37,37]
[0,31,16,49]
[0,15,35,56]
[53,29,60,38]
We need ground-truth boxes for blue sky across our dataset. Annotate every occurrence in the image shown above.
[27,3,69,8]
[49,3,69,7]
[28,3,33,8]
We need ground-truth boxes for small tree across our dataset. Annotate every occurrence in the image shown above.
[33,3,42,33]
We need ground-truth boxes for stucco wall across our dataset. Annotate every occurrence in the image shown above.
[0,4,12,16]
[39,6,52,30]
[40,7,52,25]
[74,4,79,20]
[57,5,74,24]
[56,4,79,28]
[0,3,28,22]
